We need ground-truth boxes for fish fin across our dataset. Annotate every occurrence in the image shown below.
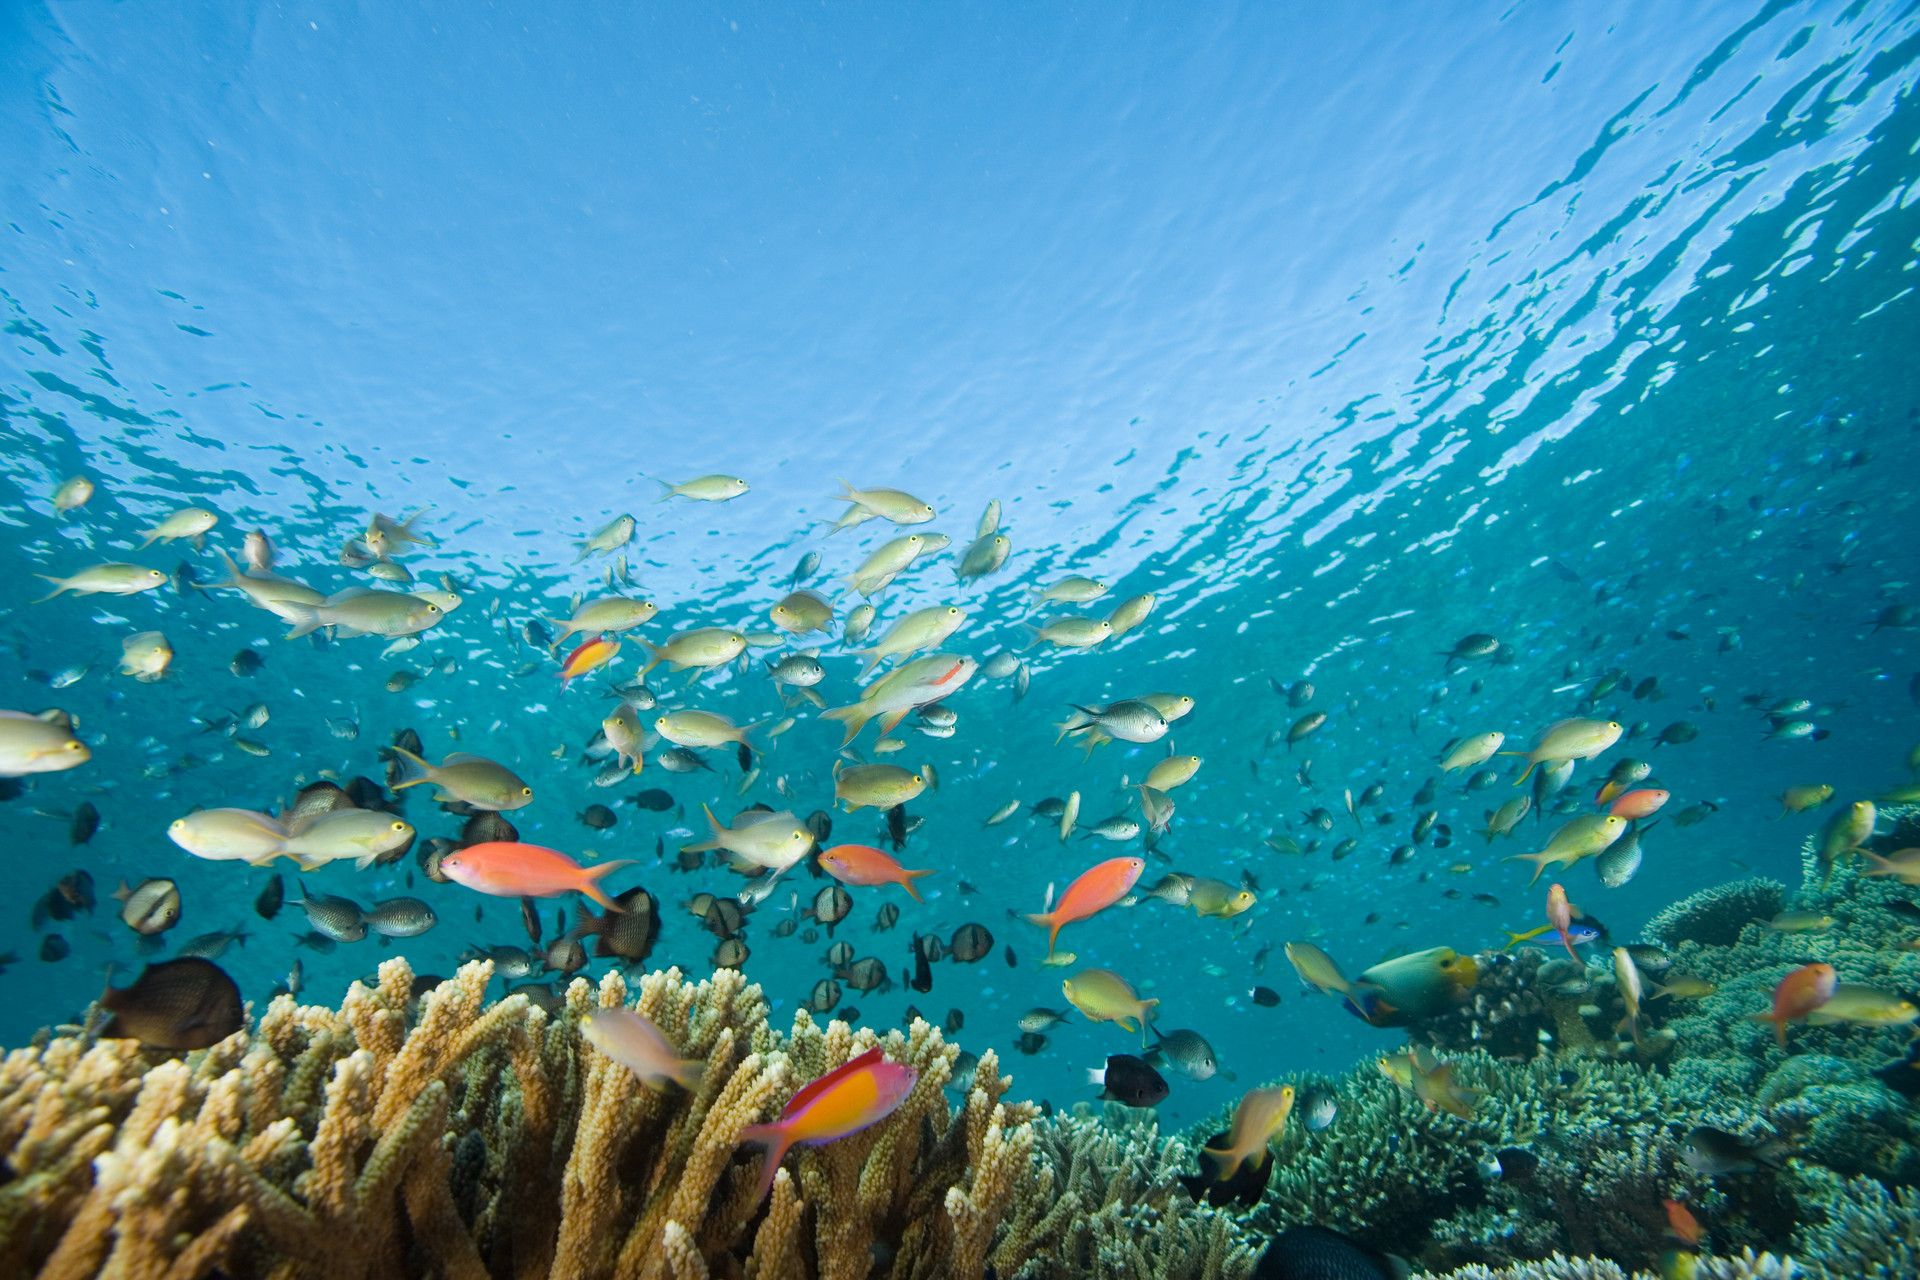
[281,604,325,640]
[354,853,379,871]
[736,1123,794,1204]
[576,859,637,910]
[29,576,70,603]
[1084,1066,1106,1087]
[877,708,911,738]
[900,870,934,903]
[387,747,433,790]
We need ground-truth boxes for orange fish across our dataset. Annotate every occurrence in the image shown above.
[1609,789,1669,820]
[439,841,635,910]
[1756,962,1837,1048]
[1662,1199,1703,1248]
[738,1046,917,1203]
[558,636,621,688]
[1023,856,1144,957]
[1545,883,1584,965]
[816,844,935,901]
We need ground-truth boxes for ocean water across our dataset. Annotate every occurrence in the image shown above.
[0,0,1916,1140]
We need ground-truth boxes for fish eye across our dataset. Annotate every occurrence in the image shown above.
[520,787,533,796]
[428,605,441,613]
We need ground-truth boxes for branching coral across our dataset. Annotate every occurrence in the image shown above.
[1640,878,1788,949]
[0,957,1043,1280]
[992,1102,1260,1280]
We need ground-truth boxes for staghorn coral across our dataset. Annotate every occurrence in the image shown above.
[0,957,1044,1280]
[992,1101,1260,1280]
[1786,1164,1920,1280]
[1641,878,1787,949]
[1415,1249,1798,1279]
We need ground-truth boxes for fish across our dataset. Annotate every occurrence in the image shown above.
[117,631,173,682]
[174,925,251,959]
[1284,942,1384,1019]
[1507,815,1629,885]
[438,843,636,909]
[574,515,636,562]
[52,475,94,515]
[656,709,761,751]
[1060,968,1159,1044]
[1087,1054,1168,1107]
[1023,857,1145,957]
[1748,963,1838,1047]
[1440,732,1505,772]
[1503,718,1623,785]
[1145,1028,1220,1081]
[290,883,367,941]
[580,1008,708,1092]
[1803,984,1919,1027]
[280,808,417,871]
[1863,848,1920,885]
[1766,910,1836,933]
[1682,1127,1790,1176]
[1546,884,1587,965]
[1614,947,1646,1048]
[0,709,92,776]
[1019,1008,1071,1033]
[1104,593,1156,641]
[765,654,826,688]
[822,653,978,745]
[138,506,219,547]
[1285,712,1327,750]
[1032,575,1110,605]
[1608,789,1669,820]
[168,808,292,865]
[637,627,748,675]
[1776,784,1835,816]
[1298,1087,1337,1131]
[388,748,533,810]
[557,636,622,687]
[1649,975,1716,1000]
[1440,633,1499,669]
[1595,820,1651,888]
[833,763,927,812]
[955,533,1012,584]
[1816,801,1876,884]
[99,958,244,1050]
[34,562,170,601]
[655,474,750,502]
[1058,699,1168,745]
[983,798,1021,826]
[364,898,437,938]
[115,878,182,935]
[828,480,935,526]
[1197,1085,1295,1182]
[1023,617,1112,649]
[948,923,993,962]
[817,844,933,900]
[1186,878,1256,919]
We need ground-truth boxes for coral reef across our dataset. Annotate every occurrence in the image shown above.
[0,957,1042,1280]
[992,1101,1260,1280]
[1416,1250,1798,1279]
[1407,950,1554,1061]
[1641,878,1788,949]
[1787,1167,1920,1280]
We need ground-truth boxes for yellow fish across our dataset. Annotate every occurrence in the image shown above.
[1505,814,1628,885]
[1060,968,1159,1044]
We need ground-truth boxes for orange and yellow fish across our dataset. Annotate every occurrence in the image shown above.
[558,635,621,688]
[1749,962,1838,1049]
[1608,788,1669,820]
[1546,883,1584,965]
[439,841,634,909]
[737,1047,917,1203]
[1023,856,1145,957]
[816,844,935,901]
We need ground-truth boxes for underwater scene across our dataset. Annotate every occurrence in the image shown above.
[2,2,1919,1278]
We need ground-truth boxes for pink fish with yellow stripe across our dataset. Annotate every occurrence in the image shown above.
[738,1047,917,1203]
[558,635,621,688]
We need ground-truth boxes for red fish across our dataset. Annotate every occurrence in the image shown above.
[1608,789,1670,820]
[816,844,935,901]
[439,842,634,910]
[737,1046,917,1203]
[1662,1199,1703,1248]
[1022,856,1144,957]
[558,635,620,688]
[1756,962,1837,1048]
[1545,883,1584,965]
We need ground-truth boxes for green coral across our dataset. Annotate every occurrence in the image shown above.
[1641,877,1787,948]
[1788,1166,1920,1279]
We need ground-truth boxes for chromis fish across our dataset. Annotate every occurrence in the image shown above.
[438,842,635,909]
[1440,732,1505,773]
[822,654,977,745]
[1284,942,1384,1020]
[547,596,656,643]
[655,474,750,502]
[1816,801,1876,884]
[33,563,169,601]
[736,1046,918,1203]
[581,1008,707,1090]
[1060,968,1159,1045]
[1479,796,1531,843]
[828,480,935,526]
[1503,718,1623,784]
[833,763,926,812]
[638,627,748,675]
[1023,856,1145,957]
[1087,1054,1168,1107]
[1145,1028,1221,1082]
[1804,985,1918,1026]
[573,515,635,562]
[389,748,533,810]
[138,506,219,548]
[1507,814,1628,885]
[1776,784,1835,817]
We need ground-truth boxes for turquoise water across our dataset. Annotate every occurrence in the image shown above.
[1,0,1916,1135]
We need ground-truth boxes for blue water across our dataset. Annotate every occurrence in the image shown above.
[1,0,1917,1130]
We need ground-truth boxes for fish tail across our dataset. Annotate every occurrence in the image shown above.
[650,477,678,503]
[30,575,68,603]
[1505,755,1537,786]
[637,639,665,675]
[281,604,325,640]
[821,702,873,747]
[877,708,910,739]
[1773,1016,1788,1050]
[386,747,433,790]
[900,870,933,903]
[737,1123,794,1206]
[854,649,882,679]
[576,860,637,910]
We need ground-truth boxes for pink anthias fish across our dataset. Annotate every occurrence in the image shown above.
[737,1047,917,1203]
